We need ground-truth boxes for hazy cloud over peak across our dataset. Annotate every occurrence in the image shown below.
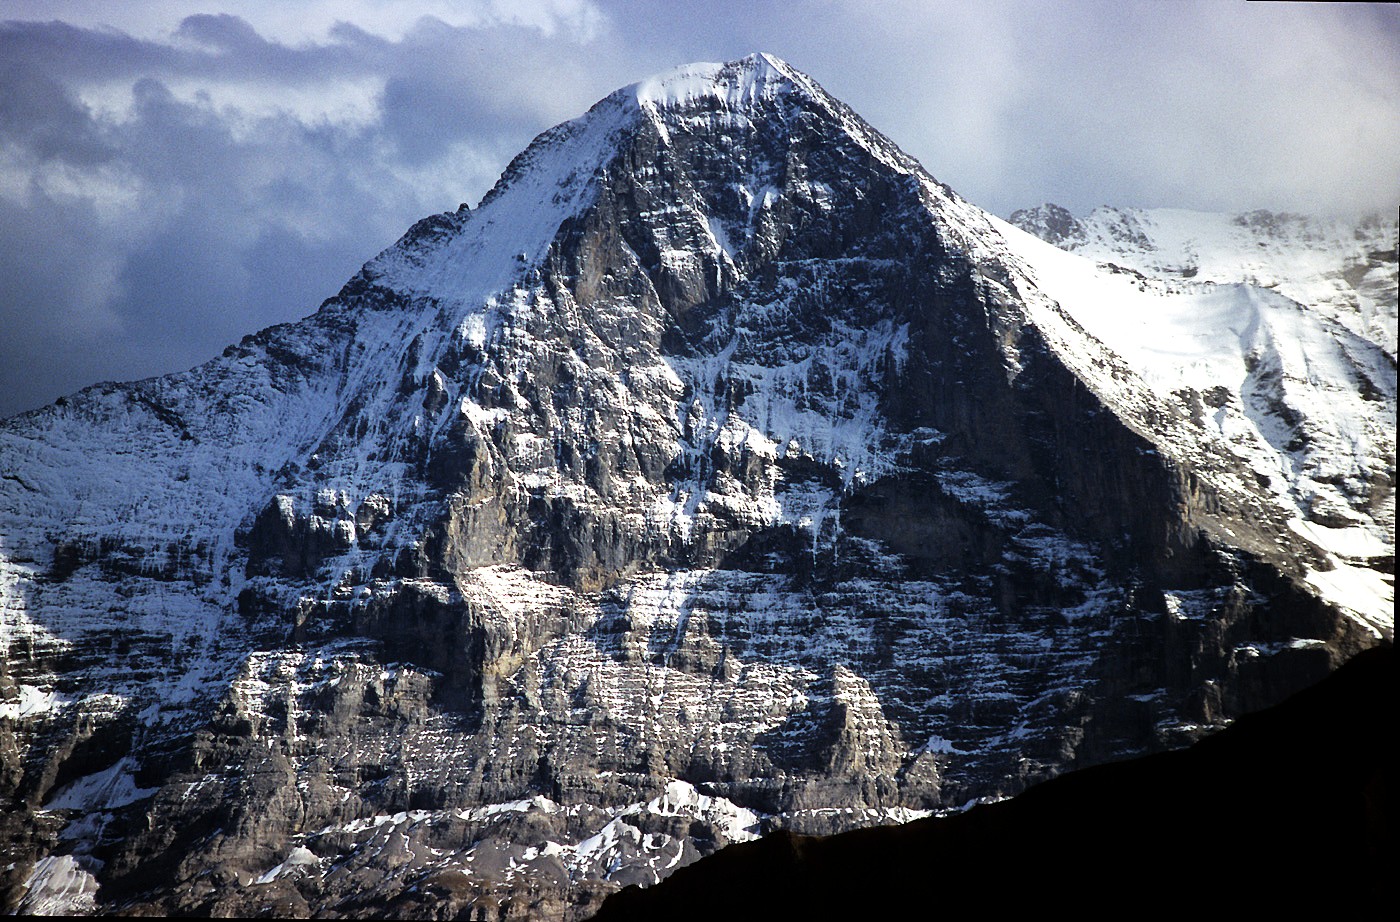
[1,1,1396,418]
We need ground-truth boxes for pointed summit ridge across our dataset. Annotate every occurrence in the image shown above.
[367,54,875,299]
[370,53,944,303]
[633,52,809,109]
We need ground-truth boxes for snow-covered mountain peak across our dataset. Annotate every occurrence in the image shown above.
[361,55,823,301]
[633,52,806,110]
[360,53,924,306]
[1000,204,1396,628]
[1008,203,1398,358]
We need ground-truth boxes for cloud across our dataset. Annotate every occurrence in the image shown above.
[0,9,622,417]
[0,65,114,165]
[2,0,610,44]
[0,92,485,410]
[0,1,1396,418]
[974,0,1400,216]
[657,0,1400,219]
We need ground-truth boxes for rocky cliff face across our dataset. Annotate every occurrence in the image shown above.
[593,644,1395,920]
[1,55,1393,918]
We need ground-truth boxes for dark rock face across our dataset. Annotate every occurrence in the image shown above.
[1006,202,1084,247]
[0,56,1391,918]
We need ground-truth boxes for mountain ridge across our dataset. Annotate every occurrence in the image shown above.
[1005,203,1395,626]
[1008,202,1398,358]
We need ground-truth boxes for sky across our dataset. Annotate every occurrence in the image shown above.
[1,1,1397,419]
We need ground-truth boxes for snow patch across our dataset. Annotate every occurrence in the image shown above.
[18,855,99,915]
[0,684,64,720]
[254,846,321,885]
[44,757,157,812]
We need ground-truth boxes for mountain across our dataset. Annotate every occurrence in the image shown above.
[1,55,1393,918]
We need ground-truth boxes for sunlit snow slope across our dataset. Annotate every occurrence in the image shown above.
[1010,204,1397,357]
[1004,205,1396,630]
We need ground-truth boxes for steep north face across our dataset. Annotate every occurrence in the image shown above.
[1,55,1393,918]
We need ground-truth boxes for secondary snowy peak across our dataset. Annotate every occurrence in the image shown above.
[1008,203,1399,358]
[997,205,1396,627]
[1006,202,1083,247]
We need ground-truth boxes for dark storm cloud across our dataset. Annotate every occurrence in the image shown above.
[0,15,381,84]
[0,66,113,165]
[373,20,605,164]
[0,13,611,418]
[0,191,120,410]
[0,19,182,81]
[0,73,398,416]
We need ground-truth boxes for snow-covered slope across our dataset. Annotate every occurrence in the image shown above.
[0,56,1392,919]
[997,211,1395,629]
[1009,203,1398,358]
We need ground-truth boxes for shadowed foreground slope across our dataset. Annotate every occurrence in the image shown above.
[595,644,1393,919]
